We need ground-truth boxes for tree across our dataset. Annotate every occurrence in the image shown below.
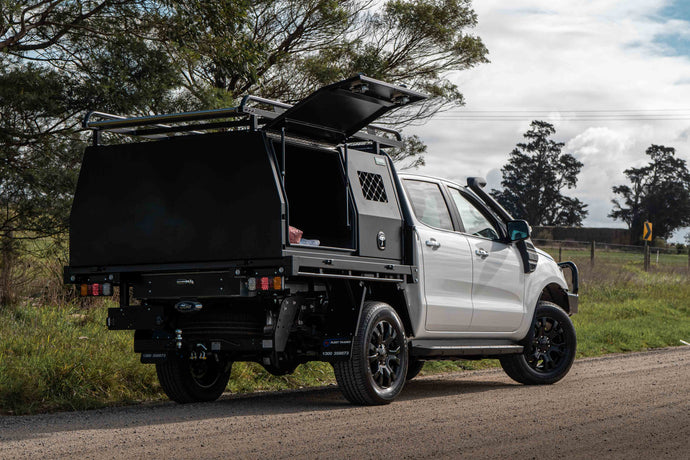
[610,145,690,242]
[5,1,488,160]
[155,1,488,120]
[389,135,426,170]
[0,1,489,304]
[490,121,588,226]
[0,65,85,304]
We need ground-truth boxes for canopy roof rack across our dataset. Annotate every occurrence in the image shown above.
[84,75,427,150]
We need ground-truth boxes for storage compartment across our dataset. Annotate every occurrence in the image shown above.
[70,131,284,267]
[280,142,355,249]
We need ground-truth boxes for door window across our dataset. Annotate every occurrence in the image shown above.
[403,180,454,231]
[448,188,501,240]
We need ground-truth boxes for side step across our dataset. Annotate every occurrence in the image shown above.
[410,339,523,359]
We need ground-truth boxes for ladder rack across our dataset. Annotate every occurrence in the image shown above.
[83,94,404,149]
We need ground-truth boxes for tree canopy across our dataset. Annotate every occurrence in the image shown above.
[609,144,690,242]
[490,120,588,227]
[153,0,488,118]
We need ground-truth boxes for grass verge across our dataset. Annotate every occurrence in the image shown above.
[1,253,689,415]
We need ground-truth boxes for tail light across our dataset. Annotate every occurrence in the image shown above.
[247,276,284,292]
[79,282,113,297]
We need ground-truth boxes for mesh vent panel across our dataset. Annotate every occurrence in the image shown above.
[357,171,388,203]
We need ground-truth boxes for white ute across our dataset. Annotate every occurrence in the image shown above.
[333,174,579,405]
[66,75,579,406]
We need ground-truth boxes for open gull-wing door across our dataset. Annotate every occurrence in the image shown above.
[264,75,427,144]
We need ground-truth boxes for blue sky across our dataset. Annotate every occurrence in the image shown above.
[659,0,690,21]
[409,0,690,243]
[654,0,690,56]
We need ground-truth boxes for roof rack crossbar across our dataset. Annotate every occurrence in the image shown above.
[119,119,254,138]
[83,107,244,130]
[84,93,404,149]
[239,95,292,112]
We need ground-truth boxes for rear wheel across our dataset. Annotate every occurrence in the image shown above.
[500,301,576,385]
[333,301,408,405]
[156,354,233,403]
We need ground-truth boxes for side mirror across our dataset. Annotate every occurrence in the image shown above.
[507,220,531,242]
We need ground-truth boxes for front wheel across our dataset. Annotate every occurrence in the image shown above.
[500,301,576,385]
[156,354,233,403]
[333,301,408,405]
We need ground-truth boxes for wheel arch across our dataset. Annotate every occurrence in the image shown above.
[364,282,415,338]
[524,257,572,322]
[539,282,571,314]
[321,279,414,338]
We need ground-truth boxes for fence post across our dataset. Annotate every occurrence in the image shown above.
[590,241,595,265]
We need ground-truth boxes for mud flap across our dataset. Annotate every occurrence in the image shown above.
[320,337,353,361]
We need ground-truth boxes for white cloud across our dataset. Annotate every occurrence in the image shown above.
[407,0,690,242]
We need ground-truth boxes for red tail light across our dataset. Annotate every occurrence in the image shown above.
[250,276,284,292]
[79,282,113,297]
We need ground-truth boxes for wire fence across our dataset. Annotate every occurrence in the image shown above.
[532,238,690,271]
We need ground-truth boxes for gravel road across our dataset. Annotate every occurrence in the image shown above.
[1,347,688,459]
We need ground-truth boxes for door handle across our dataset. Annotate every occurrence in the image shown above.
[475,248,489,258]
[426,239,441,249]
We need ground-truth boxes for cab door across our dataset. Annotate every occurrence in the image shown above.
[402,179,474,331]
[446,187,525,332]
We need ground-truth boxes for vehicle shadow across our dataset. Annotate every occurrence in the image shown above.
[0,376,516,442]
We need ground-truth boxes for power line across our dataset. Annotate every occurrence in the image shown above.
[431,107,690,122]
[433,115,690,122]
[444,108,690,113]
[435,117,690,120]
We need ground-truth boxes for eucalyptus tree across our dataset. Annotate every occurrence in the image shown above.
[491,121,588,227]
[610,144,690,242]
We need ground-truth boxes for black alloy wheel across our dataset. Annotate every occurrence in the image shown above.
[527,314,567,373]
[500,301,576,385]
[368,319,405,389]
[333,301,409,405]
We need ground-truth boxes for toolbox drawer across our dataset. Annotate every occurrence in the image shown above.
[132,271,241,299]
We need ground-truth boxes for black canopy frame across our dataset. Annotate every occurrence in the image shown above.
[83,75,427,150]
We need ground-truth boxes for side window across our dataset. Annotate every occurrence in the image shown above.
[448,188,501,241]
[403,180,454,231]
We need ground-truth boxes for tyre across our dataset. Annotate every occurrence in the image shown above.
[156,354,233,403]
[406,358,425,380]
[333,301,409,405]
[500,301,576,385]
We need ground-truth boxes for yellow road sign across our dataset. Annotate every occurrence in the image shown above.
[643,221,653,241]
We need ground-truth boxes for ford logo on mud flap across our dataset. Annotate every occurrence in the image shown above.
[174,300,203,313]
[377,231,386,250]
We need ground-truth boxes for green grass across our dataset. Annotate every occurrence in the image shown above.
[0,302,161,414]
[2,251,690,415]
